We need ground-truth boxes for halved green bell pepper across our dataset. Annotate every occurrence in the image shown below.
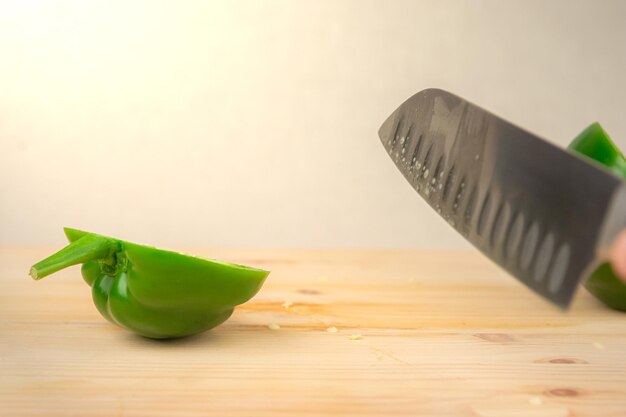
[30,228,269,338]
[568,123,626,311]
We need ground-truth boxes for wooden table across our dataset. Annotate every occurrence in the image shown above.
[1,247,625,416]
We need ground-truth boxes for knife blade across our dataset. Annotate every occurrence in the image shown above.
[379,88,626,308]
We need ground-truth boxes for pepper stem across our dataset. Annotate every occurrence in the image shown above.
[30,234,114,280]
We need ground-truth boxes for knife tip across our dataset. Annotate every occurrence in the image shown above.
[378,110,397,145]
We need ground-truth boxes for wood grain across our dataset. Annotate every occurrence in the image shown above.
[1,247,625,416]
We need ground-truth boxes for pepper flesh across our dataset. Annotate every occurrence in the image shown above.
[30,228,270,338]
[568,123,626,311]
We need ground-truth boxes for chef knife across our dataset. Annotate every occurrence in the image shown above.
[379,88,626,308]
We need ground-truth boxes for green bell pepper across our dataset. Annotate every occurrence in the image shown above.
[30,228,269,338]
[568,123,626,311]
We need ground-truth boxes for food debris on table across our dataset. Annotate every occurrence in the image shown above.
[282,301,294,309]
[348,334,363,340]
[298,289,321,295]
[326,326,338,333]
[268,323,281,330]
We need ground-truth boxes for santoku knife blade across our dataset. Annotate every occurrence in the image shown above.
[379,88,626,308]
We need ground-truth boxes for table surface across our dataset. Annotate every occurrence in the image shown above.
[2,247,626,417]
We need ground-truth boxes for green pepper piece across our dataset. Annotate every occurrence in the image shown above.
[568,123,626,311]
[569,123,626,177]
[30,228,269,338]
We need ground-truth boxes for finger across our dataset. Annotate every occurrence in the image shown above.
[609,230,626,282]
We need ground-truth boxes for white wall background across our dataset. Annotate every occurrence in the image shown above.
[1,0,625,248]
